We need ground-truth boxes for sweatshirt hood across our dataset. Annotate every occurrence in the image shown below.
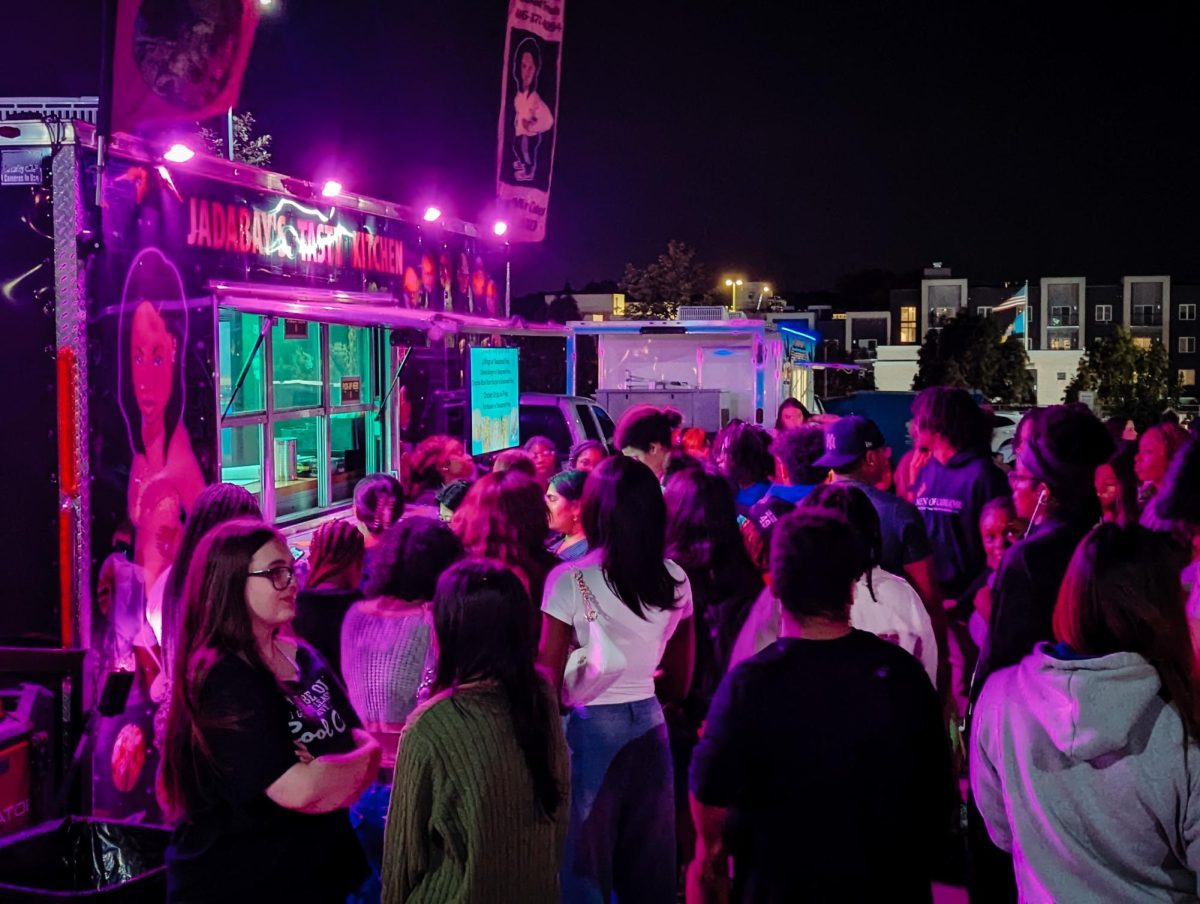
[1014,644,1165,760]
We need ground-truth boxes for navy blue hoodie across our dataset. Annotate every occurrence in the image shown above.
[913,450,1009,600]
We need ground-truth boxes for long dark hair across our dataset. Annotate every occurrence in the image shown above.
[775,397,810,430]
[582,456,682,618]
[664,467,763,602]
[162,519,281,821]
[1100,447,1140,527]
[1053,524,1198,738]
[431,560,562,817]
[162,483,261,674]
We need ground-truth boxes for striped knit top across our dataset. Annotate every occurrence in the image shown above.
[382,682,569,903]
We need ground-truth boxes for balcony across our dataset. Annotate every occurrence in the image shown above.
[1131,311,1163,327]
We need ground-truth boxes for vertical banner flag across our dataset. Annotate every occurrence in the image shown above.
[495,0,565,243]
[111,0,259,135]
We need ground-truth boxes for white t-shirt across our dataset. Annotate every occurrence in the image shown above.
[727,568,937,685]
[542,551,693,706]
[851,567,938,685]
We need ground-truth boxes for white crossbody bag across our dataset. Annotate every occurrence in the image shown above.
[561,569,627,708]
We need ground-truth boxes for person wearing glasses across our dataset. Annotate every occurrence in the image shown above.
[966,405,1113,902]
[161,519,380,902]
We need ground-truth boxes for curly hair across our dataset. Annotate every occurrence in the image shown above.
[406,435,463,500]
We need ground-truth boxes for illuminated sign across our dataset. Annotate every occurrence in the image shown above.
[185,196,404,276]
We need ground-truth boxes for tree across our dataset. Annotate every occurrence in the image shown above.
[913,313,1034,405]
[619,240,712,319]
[1064,327,1171,423]
[200,110,273,167]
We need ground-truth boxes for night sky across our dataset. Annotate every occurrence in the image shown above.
[5,1,1200,295]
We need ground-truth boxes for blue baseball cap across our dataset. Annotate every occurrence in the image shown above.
[814,416,887,469]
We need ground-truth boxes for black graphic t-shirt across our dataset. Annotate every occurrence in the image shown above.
[166,644,367,902]
[283,642,360,757]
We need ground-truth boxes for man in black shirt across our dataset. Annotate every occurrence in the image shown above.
[689,509,954,903]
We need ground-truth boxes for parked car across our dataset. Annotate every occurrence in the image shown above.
[518,393,615,456]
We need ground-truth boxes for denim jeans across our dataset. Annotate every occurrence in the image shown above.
[562,697,676,903]
[346,781,390,904]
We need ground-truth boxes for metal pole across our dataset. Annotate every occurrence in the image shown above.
[226,106,235,162]
[504,244,512,320]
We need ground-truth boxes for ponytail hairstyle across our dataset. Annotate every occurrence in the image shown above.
[353,473,404,537]
[431,560,563,817]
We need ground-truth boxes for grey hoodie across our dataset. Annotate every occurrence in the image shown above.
[972,644,1200,903]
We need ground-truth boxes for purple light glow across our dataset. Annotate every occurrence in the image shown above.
[423,206,442,223]
[493,220,508,237]
[162,143,195,163]
[321,180,343,198]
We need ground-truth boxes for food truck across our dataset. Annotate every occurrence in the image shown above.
[565,318,812,432]
[0,118,564,821]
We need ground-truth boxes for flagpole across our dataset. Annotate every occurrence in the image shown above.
[1024,280,1030,353]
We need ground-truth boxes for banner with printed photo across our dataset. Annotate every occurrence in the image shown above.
[495,0,565,243]
[111,0,259,135]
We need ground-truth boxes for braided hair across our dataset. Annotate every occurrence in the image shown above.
[305,519,365,588]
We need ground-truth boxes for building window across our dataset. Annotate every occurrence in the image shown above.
[1049,305,1078,327]
[1180,303,1197,321]
[1049,335,1078,350]
[1180,369,1197,387]
[832,312,847,321]
[900,305,918,343]
[1056,372,1067,380]
[1133,336,1153,350]
[975,306,992,318]
[1094,305,1112,322]
[1181,336,1197,354]
[1131,281,1164,326]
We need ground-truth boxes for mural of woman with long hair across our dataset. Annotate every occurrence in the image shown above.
[118,248,206,594]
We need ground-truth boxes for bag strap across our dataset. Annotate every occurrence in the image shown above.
[574,570,599,622]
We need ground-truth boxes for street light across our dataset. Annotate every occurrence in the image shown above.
[724,278,744,311]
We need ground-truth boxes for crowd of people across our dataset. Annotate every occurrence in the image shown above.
[156,390,1200,902]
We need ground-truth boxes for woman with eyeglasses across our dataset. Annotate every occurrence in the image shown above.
[162,519,380,902]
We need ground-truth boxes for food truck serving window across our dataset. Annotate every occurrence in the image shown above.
[219,307,381,523]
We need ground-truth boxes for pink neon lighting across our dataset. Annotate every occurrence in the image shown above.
[162,143,195,163]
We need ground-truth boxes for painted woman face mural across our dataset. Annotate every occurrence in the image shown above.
[130,301,177,430]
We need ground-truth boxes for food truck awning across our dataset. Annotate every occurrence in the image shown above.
[210,281,570,338]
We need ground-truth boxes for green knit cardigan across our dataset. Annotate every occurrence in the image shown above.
[382,683,569,903]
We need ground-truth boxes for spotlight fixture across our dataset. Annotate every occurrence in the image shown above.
[493,220,508,237]
[162,143,195,163]
[422,206,442,223]
[321,180,343,198]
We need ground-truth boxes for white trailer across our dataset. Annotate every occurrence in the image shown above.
[565,320,791,432]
